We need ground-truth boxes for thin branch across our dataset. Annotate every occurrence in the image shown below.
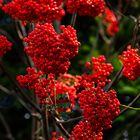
[103,66,123,91]
[15,20,35,68]
[19,20,27,37]
[50,111,71,138]
[56,116,83,124]
[42,108,50,140]
[0,85,14,95]
[121,104,140,111]
[15,20,24,40]
[55,117,71,138]
[120,93,140,114]
[71,13,77,27]
[0,112,15,140]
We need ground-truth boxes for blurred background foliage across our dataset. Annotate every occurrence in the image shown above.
[0,0,140,140]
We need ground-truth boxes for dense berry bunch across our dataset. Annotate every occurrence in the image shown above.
[70,121,103,140]
[0,0,3,8]
[66,0,105,17]
[91,55,113,86]
[119,45,140,80]
[16,67,44,89]
[103,8,119,36]
[3,0,65,22]
[17,68,77,111]
[52,132,65,140]
[0,35,12,57]
[78,87,120,132]
[82,55,114,88]
[24,23,80,75]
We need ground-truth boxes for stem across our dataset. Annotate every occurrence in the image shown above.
[57,116,83,124]
[42,108,50,140]
[0,112,15,140]
[15,20,35,68]
[50,111,71,138]
[121,104,140,111]
[71,13,77,27]
[55,118,71,138]
[120,93,140,114]
[103,66,123,91]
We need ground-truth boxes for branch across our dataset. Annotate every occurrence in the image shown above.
[103,66,123,91]
[0,112,15,140]
[56,116,83,124]
[121,104,140,111]
[71,13,77,27]
[50,111,71,138]
[120,93,140,114]
[42,108,50,140]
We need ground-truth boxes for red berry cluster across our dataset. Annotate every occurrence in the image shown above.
[70,121,103,140]
[66,0,105,17]
[16,67,45,90]
[17,68,77,112]
[2,0,65,22]
[119,45,140,80]
[78,87,120,132]
[0,35,12,57]
[24,23,80,76]
[103,8,119,36]
[82,55,114,88]
[52,132,65,140]
[0,0,3,8]
[68,55,120,139]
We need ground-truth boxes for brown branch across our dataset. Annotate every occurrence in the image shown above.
[50,111,71,138]
[103,66,123,91]
[15,19,35,68]
[0,112,15,140]
[42,108,50,140]
[56,116,83,124]
[71,13,77,27]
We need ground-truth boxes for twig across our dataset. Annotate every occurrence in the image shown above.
[55,117,71,138]
[0,85,14,95]
[120,93,140,114]
[56,116,83,124]
[42,108,50,140]
[0,112,15,140]
[50,111,71,138]
[103,66,123,91]
[71,13,77,27]
[15,19,35,68]
[121,104,140,111]
[15,20,24,40]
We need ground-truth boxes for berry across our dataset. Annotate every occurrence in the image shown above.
[119,45,140,80]
[0,35,12,57]
[24,23,80,75]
